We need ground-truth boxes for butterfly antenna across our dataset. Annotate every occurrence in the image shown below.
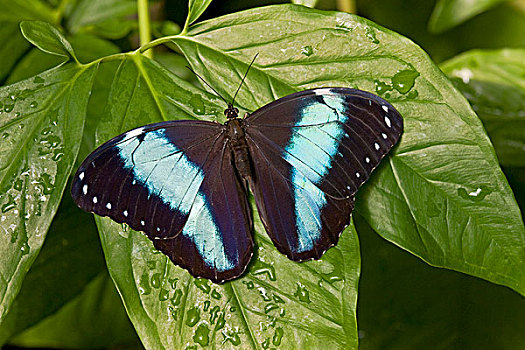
[186,66,228,105]
[232,53,259,106]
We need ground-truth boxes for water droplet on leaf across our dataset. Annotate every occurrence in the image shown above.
[251,260,276,281]
[193,323,210,346]
[186,307,200,327]
[189,94,206,115]
[391,70,419,94]
[301,45,314,56]
[294,283,311,303]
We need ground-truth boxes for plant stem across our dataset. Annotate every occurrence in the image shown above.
[138,0,153,58]
[336,0,356,13]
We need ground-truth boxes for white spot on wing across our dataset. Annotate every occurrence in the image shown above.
[314,88,334,96]
[385,116,391,128]
[382,133,387,139]
[123,210,128,217]
[82,184,88,195]
[141,220,145,226]
[356,172,361,178]
[79,172,84,180]
[374,142,380,151]
[125,127,145,139]
[365,157,370,163]
[382,105,389,112]
[93,196,98,204]
[106,202,112,209]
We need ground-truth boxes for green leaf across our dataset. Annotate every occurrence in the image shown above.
[0,23,31,83]
[0,193,105,345]
[441,49,525,167]
[356,216,525,349]
[20,21,77,62]
[93,53,360,349]
[174,4,524,293]
[9,272,141,349]
[67,0,137,34]
[0,63,96,322]
[0,0,56,24]
[186,0,213,27]
[429,0,512,33]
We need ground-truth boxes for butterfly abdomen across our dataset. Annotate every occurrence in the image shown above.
[225,119,253,179]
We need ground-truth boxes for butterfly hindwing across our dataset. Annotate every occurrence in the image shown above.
[244,87,403,261]
[152,138,254,283]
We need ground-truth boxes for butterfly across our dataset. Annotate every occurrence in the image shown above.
[71,63,403,284]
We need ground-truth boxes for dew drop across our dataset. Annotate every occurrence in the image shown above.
[391,70,420,94]
[211,289,222,299]
[1,194,16,213]
[139,272,152,295]
[365,27,379,44]
[374,80,393,95]
[215,312,226,331]
[251,260,276,281]
[171,289,182,305]
[293,283,311,303]
[158,288,169,301]
[151,273,161,288]
[209,306,220,324]
[20,241,30,255]
[193,323,210,346]
[186,307,201,327]
[189,94,206,115]
[223,330,241,346]
[273,327,284,346]
[301,45,314,57]
[458,185,491,202]
[194,278,211,293]
[264,303,279,314]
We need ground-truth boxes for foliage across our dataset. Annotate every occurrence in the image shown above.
[0,0,523,349]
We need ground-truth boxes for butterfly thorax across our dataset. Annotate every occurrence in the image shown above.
[225,118,252,179]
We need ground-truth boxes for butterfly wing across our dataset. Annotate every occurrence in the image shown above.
[244,87,403,261]
[72,120,254,282]
[152,139,254,283]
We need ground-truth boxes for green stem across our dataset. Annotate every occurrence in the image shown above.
[336,0,356,13]
[138,0,153,58]
[138,35,182,54]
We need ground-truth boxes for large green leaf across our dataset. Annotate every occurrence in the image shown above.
[356,215,525,349]
[428,0,512,34]
[0,0,56,24]
[0,192,105,345]
[187,0,214,26]
[66,0,137,34]
[441,49,525,168]
[0,23,31,83]
[0,58,96,322]
[356,0,525,63]
[20,21,77,61]
[173,4,524,294]
[95,53,361,349]
[9,272,141,349]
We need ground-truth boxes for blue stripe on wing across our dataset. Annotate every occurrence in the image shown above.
[284,93,348,253]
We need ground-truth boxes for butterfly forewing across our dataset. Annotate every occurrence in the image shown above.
[72,120,224,239]
[71,120,254,283]
[244,87,402,261]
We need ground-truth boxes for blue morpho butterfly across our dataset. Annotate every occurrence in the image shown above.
[71,57,403,283]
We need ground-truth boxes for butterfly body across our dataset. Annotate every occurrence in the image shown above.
[72,87,402,283]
